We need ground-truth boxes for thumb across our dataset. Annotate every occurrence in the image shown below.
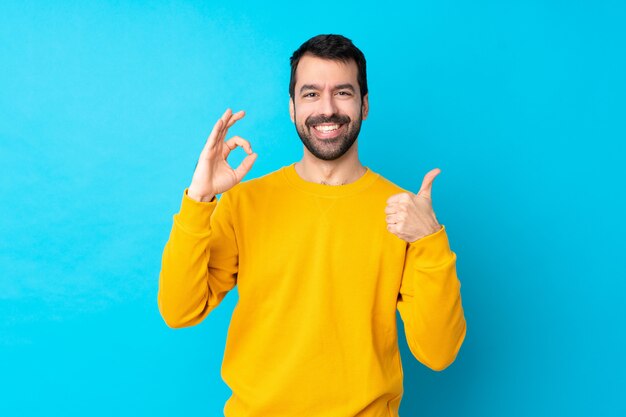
[233,153,258,182]
[417,168,441,199]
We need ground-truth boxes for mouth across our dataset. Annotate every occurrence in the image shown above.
[310,123,345,140]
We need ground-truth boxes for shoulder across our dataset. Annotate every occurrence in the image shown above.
[369,170,412,199]
[220,165,287,201]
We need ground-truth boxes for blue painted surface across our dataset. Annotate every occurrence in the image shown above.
[1,1,624,415]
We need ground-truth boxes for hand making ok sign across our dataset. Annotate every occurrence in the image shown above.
[188,109,258,202]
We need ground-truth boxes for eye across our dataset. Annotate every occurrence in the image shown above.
[303,92,317,98]
[337,91,352,96]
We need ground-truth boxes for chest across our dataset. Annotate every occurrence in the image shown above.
[234,194,407,303]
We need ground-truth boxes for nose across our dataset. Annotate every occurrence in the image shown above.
[319,91,338,117]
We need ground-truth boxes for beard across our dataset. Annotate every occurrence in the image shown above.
[294,108,363,161]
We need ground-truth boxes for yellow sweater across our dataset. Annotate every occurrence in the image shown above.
[158,163,466,417]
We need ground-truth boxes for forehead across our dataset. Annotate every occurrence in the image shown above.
[295,54,358,88]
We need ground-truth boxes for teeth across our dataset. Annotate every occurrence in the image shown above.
[314,124,340,132]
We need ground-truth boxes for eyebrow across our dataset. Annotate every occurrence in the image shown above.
[299,83,356,94]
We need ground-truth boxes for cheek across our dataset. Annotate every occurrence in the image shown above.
[340,102,363,120]
[294,105,313,124]
[295,113,308,127]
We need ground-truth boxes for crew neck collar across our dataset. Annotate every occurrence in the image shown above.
[282,162,379,197]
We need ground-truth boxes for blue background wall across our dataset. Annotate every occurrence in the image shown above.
[1,1,624,415]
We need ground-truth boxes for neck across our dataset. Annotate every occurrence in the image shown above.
[295,142,366,185]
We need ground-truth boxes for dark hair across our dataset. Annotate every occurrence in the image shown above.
[289,34,367,100]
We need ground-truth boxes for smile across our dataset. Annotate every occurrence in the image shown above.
[312,124,342,132]
[309,123,346,140]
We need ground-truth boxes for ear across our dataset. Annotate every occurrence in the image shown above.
[289,97,295,123]
[361,93,369,121]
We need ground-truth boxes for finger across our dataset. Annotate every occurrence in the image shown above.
[221,108,232,124]
[386,214,401,224]
[216,110,245,148]
[417,168,441,199]
[222,136,253,159]
[386,192,413,205]
[212,108,233,148]
[219,108,232,134]
[207,109,232,151]
[233,153,258,182]
[226,110,245,129]
[385,203,408,214]
[219,111,245,144]
[202,118,224,156]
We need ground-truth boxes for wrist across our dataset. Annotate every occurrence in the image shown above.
[187,188,215,203]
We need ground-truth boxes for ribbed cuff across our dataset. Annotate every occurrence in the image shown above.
[407,225,453,267]
[174,188,217,233]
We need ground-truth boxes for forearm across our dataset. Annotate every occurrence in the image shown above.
[398,225,467,371]
[157,190,217,328]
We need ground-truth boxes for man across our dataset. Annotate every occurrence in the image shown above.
[158,34,466,417]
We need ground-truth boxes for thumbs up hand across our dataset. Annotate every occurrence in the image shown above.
[385,168,443,243]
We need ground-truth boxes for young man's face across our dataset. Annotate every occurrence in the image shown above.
[290,54,369,161]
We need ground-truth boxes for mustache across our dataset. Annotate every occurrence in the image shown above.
[305,114,351,126]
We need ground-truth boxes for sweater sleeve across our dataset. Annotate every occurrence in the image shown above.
[396,225,467,371]
[157,188,239,328]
